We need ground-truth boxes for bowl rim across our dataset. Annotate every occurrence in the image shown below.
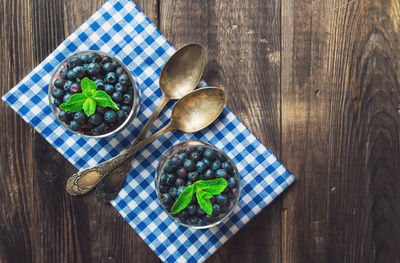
[48,50,141,138]
[155,141,241,229]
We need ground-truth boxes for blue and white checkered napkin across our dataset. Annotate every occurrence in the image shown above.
[2,0,295,262]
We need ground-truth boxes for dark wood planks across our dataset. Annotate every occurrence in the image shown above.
[159,0,283,262]
[282,0,400,262]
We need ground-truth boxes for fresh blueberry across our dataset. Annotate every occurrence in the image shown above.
[93,122,109,134]
[117,110,128,122]
[189,216,199,225]
[175,178,185,187]
[186,204,197,216]
[197,146,207,155]
[90,53,101,63]
[169,187,178,198]
[73,66,85,79]
[201,158,211,168]
[160,173,168,185]
[195,161,207,173]
[170,156,182,169]
[212,204,221,215]
[67,57,83,69]
[70,82,81,94]
[51,88,65,100]
[54,78,65,88]
[211,160,222,171]
[96,106,107,114]
[102,56,112,64]
[228,177,238,189]
[94,79,105,91]
[161,193,173,206]
[66,70,76,80]
[105,72,117,84]
[177,153,188,162]
[217,152,225,161]
[88,113,102,126]
[58,110,72,123]
[163,162,174,173]
[159,185,169,194]
[187,171,199,182]
[122,94,132,104]
[204,149,217,161]
[186,180,194,187]
[111,91,123,103]
[87,63,101,76]
[204,214,214,223]
[115,65,125,76]
[197,206,206,216]
[118,74,131,86]
[60,70,68,79]
[222,162,233,173]
[177,186,186,196]
[121,105,131,113]
[203,169,215,180]
[114,83,125,93]
[190,151,201,161]
[63,93,71,103]
[104,110,117,123]
[183,159,196,172]
[69,120,81,131]
[166,173,176,185]
[176,167,188,179]
[75,77,82,83]
[184,147,195,155]
[74,111,87,125]
[215,169,227,179]
[215,194,228,207]
[177,210,188,221]
[80,54,90,64]
[104,84,115,95]
[102,62,114,73]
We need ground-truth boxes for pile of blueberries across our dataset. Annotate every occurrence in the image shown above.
[51,52,136,135]
[158,145,239,226]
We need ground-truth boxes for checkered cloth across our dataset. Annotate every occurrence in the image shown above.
[2,0,295,262]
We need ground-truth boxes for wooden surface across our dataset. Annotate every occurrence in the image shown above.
[0,0,399,262]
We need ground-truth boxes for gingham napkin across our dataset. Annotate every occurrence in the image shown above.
[2,0,295,262]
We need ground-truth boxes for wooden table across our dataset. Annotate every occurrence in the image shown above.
[1,0,399,262]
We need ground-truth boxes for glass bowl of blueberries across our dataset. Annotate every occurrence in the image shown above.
[156,141,241,229]
[48,50,140,138]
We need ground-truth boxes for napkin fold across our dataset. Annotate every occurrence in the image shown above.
[2,0,295,262]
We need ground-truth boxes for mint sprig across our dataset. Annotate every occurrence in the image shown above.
[59,77,119,116]
[171,178,228,215]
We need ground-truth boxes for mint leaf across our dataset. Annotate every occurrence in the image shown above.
[197,190,213,215]
[81,77,96,98]
[83,98,96,117]
[59,93,87,112]
[171,185,194,214]
[93,90,120,110]
[195,179,228,195]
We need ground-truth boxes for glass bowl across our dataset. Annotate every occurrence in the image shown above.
[155,141,241,229]
[48,50,141,138]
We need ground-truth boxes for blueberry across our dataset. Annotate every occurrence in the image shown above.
[73,66,85,79]
[121,105,131,113]
[176,167,188,179]
[62,81,71,93]
[177,153,188,162]
[70,82,81,94]
[222,162,233,173]
[69,120,81,131]
[66,70,76,80]
[189,216,199,225]
[187,171,199,182]
[211,160,222,171]
[117,110,128,122]
[58,110,72,123]
[104,84,114,95]
[215,194,228,207]
[197,146,207,155]
[212,204,221,215]
[115,66,125,76]
[96,106,107,114]
[104,110,117,123]
[93,122,110,134]
[197,206,206,216]
[160,173,168,185]
[111,91,123,103]
[210,197,216,204]
[183,159,196,172]
[163,162,174,173]
[54,78,65,88]
[159,185,169,194]
[102,62,113,73]
[75,77,82,83]
[67,57,83,69]
[101,56,112,64]
[51,88,65,100]
[201,158,211,168]
[80,54,90,64]
[195,161,207,173]
[186,180,194,187]
[118,74,131,86]
[184,147,196,155]
[88,113,102,126]
[228,177,238,189]
[217,152,225,161]
[112,61,122,70]
[169,187,178,198]
[177,210,188,221]
[166,173,176,185]
[186,204,197,216]
[204,214,214,223]
[63,93,71,103]
[74,111,87,125]
[87,63,101,76]
[94,79,105,90]
[90,53,101,63]
[190,151,201,161]
[204,149,217,161]
[215,169,227,179]
[161,193,173,206]
[60,70,68,79]
[170,156,182,169]
[122,94,132,104]
[105,72,117,84]
[114,83,125,93]
[175,178,185,187]
[203,169,215,180]
[177,186,186,196]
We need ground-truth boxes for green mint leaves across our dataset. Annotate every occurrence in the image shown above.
[170,178,228,215]
[59,77,119,116]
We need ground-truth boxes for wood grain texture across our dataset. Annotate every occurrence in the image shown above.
[281,0,400,262]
